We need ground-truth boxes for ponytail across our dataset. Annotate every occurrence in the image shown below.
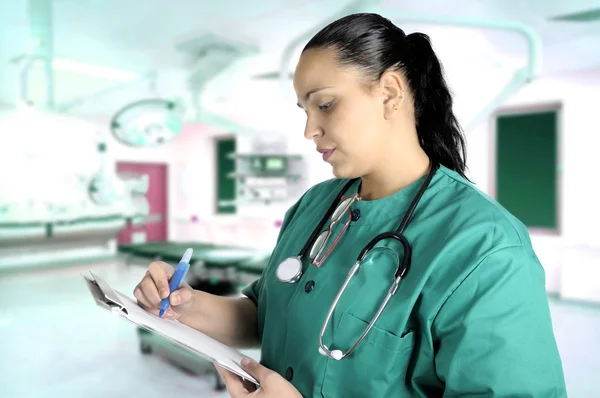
[403,33,468,178]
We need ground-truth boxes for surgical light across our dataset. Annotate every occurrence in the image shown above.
[110,99,186,147]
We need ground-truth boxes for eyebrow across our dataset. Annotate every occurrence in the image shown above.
[296,86,332,108]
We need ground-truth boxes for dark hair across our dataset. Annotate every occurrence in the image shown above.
[303,13,469,178]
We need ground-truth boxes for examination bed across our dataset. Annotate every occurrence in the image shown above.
[0,215,127,272]
[119,241,269,390]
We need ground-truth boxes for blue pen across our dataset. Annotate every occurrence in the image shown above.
[159,248,193,318]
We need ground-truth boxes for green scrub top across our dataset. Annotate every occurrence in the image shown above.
[242,165,567,397]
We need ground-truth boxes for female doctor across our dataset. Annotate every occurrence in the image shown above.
[134,13,567,398]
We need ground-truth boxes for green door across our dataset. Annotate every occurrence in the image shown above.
[495,110,558,230]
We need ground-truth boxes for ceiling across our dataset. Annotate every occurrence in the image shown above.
[0,0,599,129]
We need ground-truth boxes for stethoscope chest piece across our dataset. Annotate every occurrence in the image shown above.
[276,256,303,283]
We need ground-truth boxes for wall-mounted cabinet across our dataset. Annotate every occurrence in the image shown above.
[227,153,306,205]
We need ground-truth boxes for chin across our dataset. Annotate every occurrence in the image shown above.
[331,168,345,178]
[331,164,360,179]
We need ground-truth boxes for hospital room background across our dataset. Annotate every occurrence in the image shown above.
[0,0,598,397]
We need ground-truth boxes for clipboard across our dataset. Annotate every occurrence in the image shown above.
[83,271,259,385]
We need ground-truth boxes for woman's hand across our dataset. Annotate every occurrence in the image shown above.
[216,358,302,398]
[133,261,195,320]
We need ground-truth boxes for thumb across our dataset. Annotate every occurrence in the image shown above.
[241,358,271,382]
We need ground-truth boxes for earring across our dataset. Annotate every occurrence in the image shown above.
[393,105,398,111]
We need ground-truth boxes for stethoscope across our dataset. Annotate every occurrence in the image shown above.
[276,161,439,360]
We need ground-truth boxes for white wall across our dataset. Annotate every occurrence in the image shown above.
[466,67,600,303]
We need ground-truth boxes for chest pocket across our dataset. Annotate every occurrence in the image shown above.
[320,311,416,398]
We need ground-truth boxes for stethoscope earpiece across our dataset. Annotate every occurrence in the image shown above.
[318,346,343,360]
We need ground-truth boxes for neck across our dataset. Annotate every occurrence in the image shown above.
[358,143,431,201]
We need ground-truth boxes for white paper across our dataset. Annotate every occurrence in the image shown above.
[86,273,258,384]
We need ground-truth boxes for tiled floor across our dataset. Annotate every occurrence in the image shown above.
[1,262,598,398]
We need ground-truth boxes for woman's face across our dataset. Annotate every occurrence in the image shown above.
[293,48,390,179]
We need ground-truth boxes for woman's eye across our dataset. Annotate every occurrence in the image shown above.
[318,102,333,112]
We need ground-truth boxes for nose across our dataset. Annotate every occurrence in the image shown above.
[303,118,323,140]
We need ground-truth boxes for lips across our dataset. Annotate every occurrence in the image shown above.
[317,148,335,162]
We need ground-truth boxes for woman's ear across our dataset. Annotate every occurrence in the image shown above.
[379,71,406,120]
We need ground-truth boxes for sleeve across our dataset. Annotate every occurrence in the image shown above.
[432,245,568,397]
[240,195,306,306]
